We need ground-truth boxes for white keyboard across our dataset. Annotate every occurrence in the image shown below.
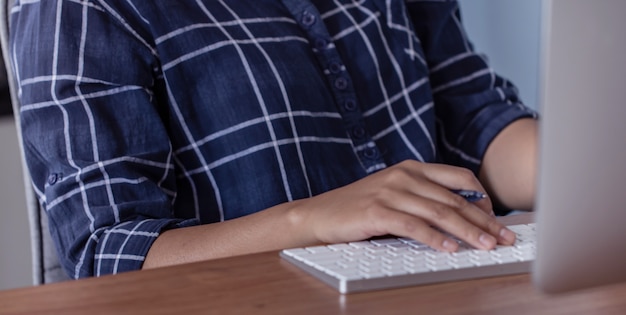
[280,223,536,293]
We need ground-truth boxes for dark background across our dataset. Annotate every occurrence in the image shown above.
[0,86,10,116]
[0,50,11,116]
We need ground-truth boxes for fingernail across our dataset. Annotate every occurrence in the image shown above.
[500,228,517,244]
[479,233,496,249]
[442,239,458,252]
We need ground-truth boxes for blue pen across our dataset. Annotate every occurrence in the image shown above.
[450,189,487,202]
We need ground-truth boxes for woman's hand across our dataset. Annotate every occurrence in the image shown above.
[291,160,516,252]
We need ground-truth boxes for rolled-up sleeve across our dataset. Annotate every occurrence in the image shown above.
[406,0,537,173]
[10,0,198,278]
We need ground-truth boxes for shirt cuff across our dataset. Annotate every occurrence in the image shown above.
[86,218,200,277]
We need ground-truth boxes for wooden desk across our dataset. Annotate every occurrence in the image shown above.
[1,213,625,315]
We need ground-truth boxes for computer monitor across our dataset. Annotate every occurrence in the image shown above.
[532,0,626,293]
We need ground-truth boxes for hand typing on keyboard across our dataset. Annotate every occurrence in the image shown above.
[288,160,517,253]
[281,223,536,293]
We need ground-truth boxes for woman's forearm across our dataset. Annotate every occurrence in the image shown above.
[142,200,310,269]
[479,118,539,211]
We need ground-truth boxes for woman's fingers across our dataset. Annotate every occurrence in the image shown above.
[397,160,495,216]
[382,188,514,250]
[413,188,515,246]
[362,207,461,252]
[303,160,516,251]
[376,162,511,245]
[454,201,517,245]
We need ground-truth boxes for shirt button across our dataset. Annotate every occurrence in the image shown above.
[301,11,316,27]
[334,77,348,90]
[314,38,329,50]
[352,126,366,139]
[344,99,357,111]
[329,62,342,74]
[47,173,59,185]
[363,147,380,160]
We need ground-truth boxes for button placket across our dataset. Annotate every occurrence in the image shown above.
[281,1,386,171]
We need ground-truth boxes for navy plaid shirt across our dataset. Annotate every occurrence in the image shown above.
[10,0,536,279]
